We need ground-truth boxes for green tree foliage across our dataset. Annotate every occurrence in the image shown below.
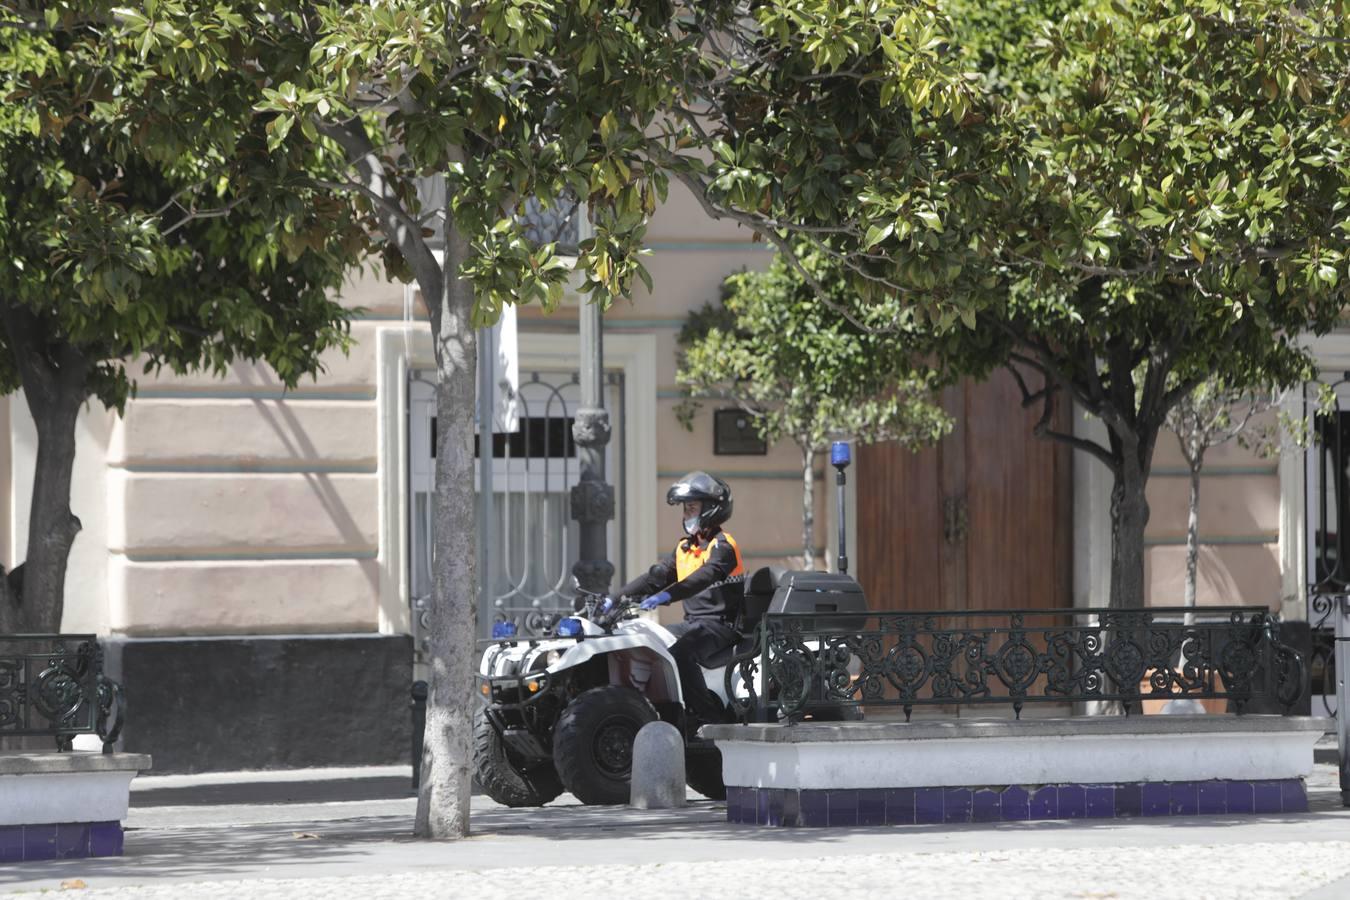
[96,0,986,838]
[887,0,1350,609]
[676,250,949,568]
[0,6,368,634]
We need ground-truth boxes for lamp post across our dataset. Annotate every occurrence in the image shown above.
[477,325,495,626]
[1336,595,1350,808]
[570,300,614,595]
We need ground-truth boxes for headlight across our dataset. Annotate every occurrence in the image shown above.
[527,649,563,673]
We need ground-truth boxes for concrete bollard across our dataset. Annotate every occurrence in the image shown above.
[630,721,686,809]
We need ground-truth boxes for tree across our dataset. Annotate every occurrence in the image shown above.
[676,248,949,568]
[0,6,368,634]
[122,0,987,839]
[860,0,1350,608]
[1165,379,1302,618]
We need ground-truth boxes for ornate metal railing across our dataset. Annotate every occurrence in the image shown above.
[728,607,1306,722]
[1309,593,1350,805]
[0,635,124,752]
[1309,596,1339,718]
[1307,377,1350,805]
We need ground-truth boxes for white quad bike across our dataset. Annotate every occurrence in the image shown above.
[473,567,867,806]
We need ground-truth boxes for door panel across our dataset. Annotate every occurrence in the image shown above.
[963,372,1073,612]
[857,370,1072,615]
[856,431,947,612]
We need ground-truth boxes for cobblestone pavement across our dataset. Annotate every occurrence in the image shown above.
[35,841,1350,900]
[3,762,1348,898]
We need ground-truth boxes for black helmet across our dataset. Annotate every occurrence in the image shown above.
[666,471,732,535]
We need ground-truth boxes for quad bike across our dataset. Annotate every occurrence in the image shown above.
[474,441,866,807]
[473,566,868,807]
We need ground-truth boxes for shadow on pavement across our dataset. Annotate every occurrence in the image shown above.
[4,788,1346,891]
[0,822,384,888]
[131,775,417,808]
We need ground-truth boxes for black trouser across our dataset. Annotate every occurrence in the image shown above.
[668,617,738,724]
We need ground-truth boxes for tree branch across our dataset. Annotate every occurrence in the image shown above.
[1004,359,1115,466]
[318,119,444,334]
[1038,426,1119,471]
[159,198,247,237]
[1000,322,1133,469]
[309,178,427,242]
[1003,359,1056,409]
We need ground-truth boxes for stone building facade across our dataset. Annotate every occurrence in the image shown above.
[0,184,1327,770]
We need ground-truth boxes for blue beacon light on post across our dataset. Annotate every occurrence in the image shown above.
[491,620,517,639]
[555,618,584,637]
[831,441,851,575]
[831,441,851,468]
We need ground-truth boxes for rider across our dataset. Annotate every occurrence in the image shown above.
[616,471,745,726]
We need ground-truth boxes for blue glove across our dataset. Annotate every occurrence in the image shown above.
[639,591,672,611]
[596,596,616,615]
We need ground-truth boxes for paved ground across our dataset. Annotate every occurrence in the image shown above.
[3,763,1349,898]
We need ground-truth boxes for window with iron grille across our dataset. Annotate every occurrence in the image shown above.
[409,370,624,645]
[713,408,768,455]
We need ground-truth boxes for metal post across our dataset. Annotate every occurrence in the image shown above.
[831,441,851,575]
[478,326,496,625]
[756,614,770,723]
[410,680,428,789]
[1336,594,1350,807]
[835,471,848,574]
[570,302,614,594]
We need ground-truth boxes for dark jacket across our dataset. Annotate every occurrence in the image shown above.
[619,528,743,621]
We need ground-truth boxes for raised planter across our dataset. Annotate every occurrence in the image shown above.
[1,635,144,860]
[0,751,151,860]
[703,715,1326,827]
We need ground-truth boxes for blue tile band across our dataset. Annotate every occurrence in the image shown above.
[726,779,1308,827]
[0,822,123,861]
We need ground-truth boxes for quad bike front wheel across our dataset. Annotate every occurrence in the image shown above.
[552,685,657,805]
[473,707,564,807]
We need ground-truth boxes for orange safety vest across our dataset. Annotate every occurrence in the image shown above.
[675,531,745,582]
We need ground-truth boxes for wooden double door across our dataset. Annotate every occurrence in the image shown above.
[856,370,1074,613]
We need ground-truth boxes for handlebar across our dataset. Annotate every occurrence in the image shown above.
[573,590,639,632]
[574,572,748,633]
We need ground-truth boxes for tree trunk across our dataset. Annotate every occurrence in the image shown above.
[414,205,477,839]
[1103,409,1165,611]
[1183,460,1202,626]
[1108,458,1150,610]
[801,445,815,569]
[18,382,85,633]
[0,307,86,635]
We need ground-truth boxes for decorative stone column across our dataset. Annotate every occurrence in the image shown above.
[571,301,614,594]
